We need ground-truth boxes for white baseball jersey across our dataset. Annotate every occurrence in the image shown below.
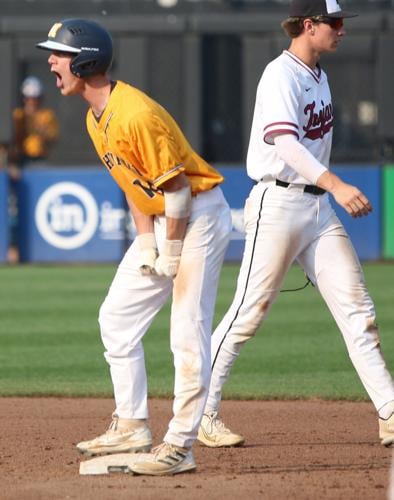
[247,50,333,184]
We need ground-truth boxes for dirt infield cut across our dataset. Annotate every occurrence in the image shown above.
[1,398,392,500]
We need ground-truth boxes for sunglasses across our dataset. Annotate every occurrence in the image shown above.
[313,16,344,30]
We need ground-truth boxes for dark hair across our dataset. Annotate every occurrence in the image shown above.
[281,17,306,38]
[282,15,328,38]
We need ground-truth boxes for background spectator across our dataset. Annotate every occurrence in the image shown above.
[7,76,59,263]
[8,76,59,176]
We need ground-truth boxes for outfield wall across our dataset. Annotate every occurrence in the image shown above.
[330,166,382,260]
[384,166,394,259]
[1,164,393,263]
[17,169,126,263]
[0,172,8,262]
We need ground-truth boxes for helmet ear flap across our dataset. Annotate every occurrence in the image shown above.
[70,56,98,78]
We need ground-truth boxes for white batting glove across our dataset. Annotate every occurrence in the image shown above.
[135,233,158,276]
[155,239,183,278]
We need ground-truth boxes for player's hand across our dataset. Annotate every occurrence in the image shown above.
[140,248,158,276]
[316,171,372,218]
[155,240,183,278]
[331,184,372,218]
[135,233,158,276]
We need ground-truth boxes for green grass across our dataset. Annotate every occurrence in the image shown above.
[0,262,393,400]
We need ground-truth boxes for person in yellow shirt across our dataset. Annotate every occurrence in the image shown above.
[9,76,59,174]
[37,18,232,476]
[7,76,59,263]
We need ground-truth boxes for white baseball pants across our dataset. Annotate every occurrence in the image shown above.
[99,186,231,448]
[205,181,394,414]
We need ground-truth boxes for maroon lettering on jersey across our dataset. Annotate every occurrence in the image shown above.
[303,100,333,140]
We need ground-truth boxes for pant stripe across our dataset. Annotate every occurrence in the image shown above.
[211,187,268,370]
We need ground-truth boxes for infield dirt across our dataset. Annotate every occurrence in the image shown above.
[1,398,392,499]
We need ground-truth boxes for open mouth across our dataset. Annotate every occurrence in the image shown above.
[52,70,63,88]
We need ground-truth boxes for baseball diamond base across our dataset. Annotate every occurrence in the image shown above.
[79,453,149,475]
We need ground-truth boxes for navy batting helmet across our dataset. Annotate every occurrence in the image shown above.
[36,19,113,78]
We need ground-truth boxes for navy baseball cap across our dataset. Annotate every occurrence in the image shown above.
[289,0,357,18]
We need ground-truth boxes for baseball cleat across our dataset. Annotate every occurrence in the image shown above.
[128,442,196,476]
[76,414,152,456]
[197,411,245,448]
[379,413,394,447]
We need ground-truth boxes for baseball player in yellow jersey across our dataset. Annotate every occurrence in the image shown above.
[37,18,232,476]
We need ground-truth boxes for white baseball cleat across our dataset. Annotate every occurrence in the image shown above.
[128,442,196,476]
[379,413,394,447]
[197,411,245,448]
[76,414,152,456]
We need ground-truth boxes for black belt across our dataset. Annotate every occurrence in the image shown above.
[275,179,326,196]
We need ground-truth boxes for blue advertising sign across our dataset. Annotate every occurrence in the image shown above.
[219,164,382,262]
[18,168,128,262]
[14,165,382,263]
[0,171,8,262]
[331,165,381,261]
[217,166,253,261]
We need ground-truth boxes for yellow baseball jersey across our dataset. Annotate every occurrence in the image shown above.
[86,80,223,215]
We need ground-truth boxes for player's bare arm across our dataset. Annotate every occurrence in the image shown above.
[126,194,155,234]
[316,170,372,218]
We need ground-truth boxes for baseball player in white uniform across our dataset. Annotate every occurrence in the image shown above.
[197,0,394,449]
